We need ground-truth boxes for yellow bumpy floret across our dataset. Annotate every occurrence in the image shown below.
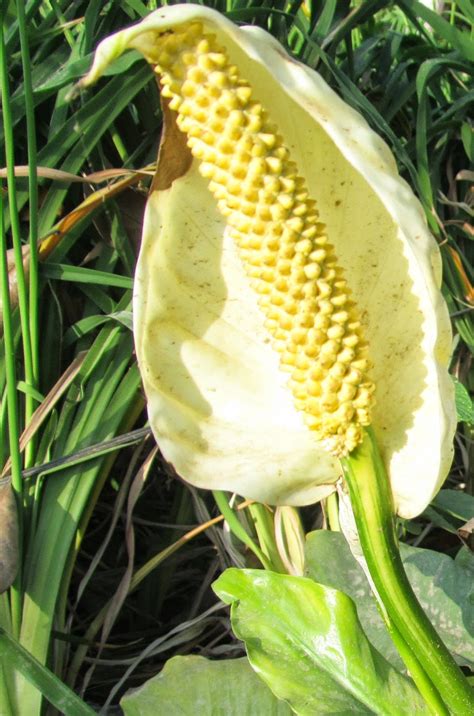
[153,22,375,457]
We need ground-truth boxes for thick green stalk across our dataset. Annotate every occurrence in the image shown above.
[382,620,449,716]
[341,428,474,716]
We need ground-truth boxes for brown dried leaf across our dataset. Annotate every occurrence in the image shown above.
[458,518,474,542]
[39,173,143,259]
[448,246,474,304]
[0,165,154,184]
[1,351,87,478]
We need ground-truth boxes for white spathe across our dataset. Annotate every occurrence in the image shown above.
[84,5,455,519]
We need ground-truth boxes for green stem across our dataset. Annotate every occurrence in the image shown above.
[341,428,474,716]
[247,503,287,573]
[325,491,340,531]
[212,491,273,570]
[0,11,32,582]
[0,192,22,638]
[383,620,449,716]
[0,18,34,398]
[17,0,40,469]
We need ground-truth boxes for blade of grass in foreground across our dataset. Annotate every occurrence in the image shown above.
[16,326,141,715]
[0,627,96,716]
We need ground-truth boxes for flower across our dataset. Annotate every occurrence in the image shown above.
[83,5,455,518]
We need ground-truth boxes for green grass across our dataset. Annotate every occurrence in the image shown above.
[1,0,473,711]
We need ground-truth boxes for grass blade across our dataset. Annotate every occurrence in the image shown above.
[0,627,96,716]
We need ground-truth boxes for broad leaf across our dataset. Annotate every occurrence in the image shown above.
[305,530,474,669]
[306,530,401,669]
[121,655,292,715]
[213,568,429,715]
[453,377,474,424]
[401,540,474,669]
[432,489,474,522]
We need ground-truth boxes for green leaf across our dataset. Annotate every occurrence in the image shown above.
[16,381,44,403]
[64,311,133,345]
[310,0,338,43]
[213,491,273,570]
[455,546,474,575]
[0,628,96,716]
[41,263,133,289]
[305,531,474,670]
[121,655,292,716]
[306,530,401,668]
[399,0,474,61]
[432,489,474,523]
[213,568,429,716]
[461,122,474,163]
[452,377,474,423]
[401,542,474,669]
[110,310,133,331]
[39,50,143,95]
[422,506,460,535]
[16,322,142,715]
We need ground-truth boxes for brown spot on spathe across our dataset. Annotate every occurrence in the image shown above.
[151,94,193,193]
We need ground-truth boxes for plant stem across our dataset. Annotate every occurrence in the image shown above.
[384,620,449,716]
[0,13,30,615]
[325,491,340,531]
[213,490,274,570]
[247,503,287,573]
[16,0,40,470]
[341,428,474,716]
[0,193,22,638]
[0,16,35,422]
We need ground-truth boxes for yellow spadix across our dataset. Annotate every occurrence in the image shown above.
[83,5,455,519]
